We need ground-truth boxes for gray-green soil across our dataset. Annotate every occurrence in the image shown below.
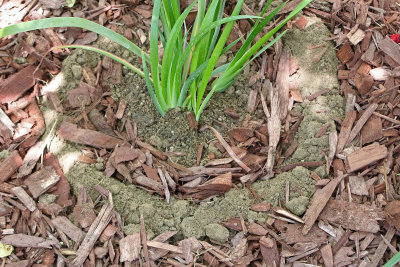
[282,17,344,178]
[42,17,343,240]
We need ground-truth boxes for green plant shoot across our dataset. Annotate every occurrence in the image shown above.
[0,0,312,120]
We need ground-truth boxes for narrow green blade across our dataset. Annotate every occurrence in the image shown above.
[0,17,150,63]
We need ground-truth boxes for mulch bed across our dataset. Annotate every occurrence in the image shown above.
[0,0,400,266]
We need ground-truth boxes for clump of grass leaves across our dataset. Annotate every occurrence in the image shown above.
[0,0,311,120]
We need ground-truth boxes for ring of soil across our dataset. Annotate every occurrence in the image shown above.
[43,17,345,240]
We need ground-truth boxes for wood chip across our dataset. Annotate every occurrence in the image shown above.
[369,227,396,267]
[11,186,36,212]
[147,240,182,254]
[259,236,279,266]
[347,27,365,45]
[0,150,22,182]
[120,233,141,262]
[247,89,257,113]
[361,115,382,145]
[2,234,59,248]
[0,65,43,104]
[354,73,374,95]
[349,176,369,196]
[337,110,356,154]
[378,36,400,64]
[187,172,232,200]
[320,244,333,267]
[24,166,60,198]
[337,43,354,64]
[208,126,250,172]
[345,142,388,173]
[136,140,167,160]
[320,199,383,233]
[303,173,344,235]
[88,109,116,137]
[57,121,123,149]
[70,202,114,267]
[251,202,270,212]
[51,216,84,243]
[346,103,378,145]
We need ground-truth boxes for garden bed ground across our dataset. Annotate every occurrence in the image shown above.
[0,0,400,266]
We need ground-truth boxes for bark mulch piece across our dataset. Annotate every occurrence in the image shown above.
[0,65,43,104]
[345,142,388,173]
[1,0,400,265]
[303,173,345,235]
[24,166,60,198]
[319,199,384,233]
[57,121,123,149]
[0,150,22,182]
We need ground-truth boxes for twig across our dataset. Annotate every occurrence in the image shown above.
[208,126,251,172]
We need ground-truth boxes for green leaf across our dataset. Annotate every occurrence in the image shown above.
[66,0,76,7]
[0,17,150,63]
[0,242,13,258]
[53,45,146,78]
[384,251,400,267]
[150,0,168,110]
[195,0,246,113]
[142,52,165,116]
[160,0,198,105]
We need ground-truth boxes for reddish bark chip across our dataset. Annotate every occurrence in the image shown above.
[345,142,388,173]
[0,150,23,182]
[67,82,100,108]
[337,43,354,64]
[357,62,372,75]
[187,172,232,200]
[0,65,43,104]
[251,202,271,212]
[24,166,60,198]
[294,16,308,30]
[43,153,73,208]
[385,201,400,231]
[231,127,254,142]
[290,89,303,102]
[57,121,123,149]
[225,108,239,119]
[361,115,382,145]
[354,73,374,95]
[320,199,384,233]
[259,236,279,265]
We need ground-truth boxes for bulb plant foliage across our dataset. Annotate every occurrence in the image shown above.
[0,0,311,120]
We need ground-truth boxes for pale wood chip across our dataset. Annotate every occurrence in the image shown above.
[369,227,395,267]
[11,186,36,212]
[70,202,114,267]
[18,141,46,178]
[51,216,84,244]
[2,234,59,249]
[120,233,141,262]
[147,240,182,254]
[320,244,333,267]
[320,199,384,233]
[24,166,60,198]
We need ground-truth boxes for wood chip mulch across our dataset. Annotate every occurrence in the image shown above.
[0,0,400,266]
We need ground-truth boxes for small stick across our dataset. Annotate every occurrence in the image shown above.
[208,126,251,172]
